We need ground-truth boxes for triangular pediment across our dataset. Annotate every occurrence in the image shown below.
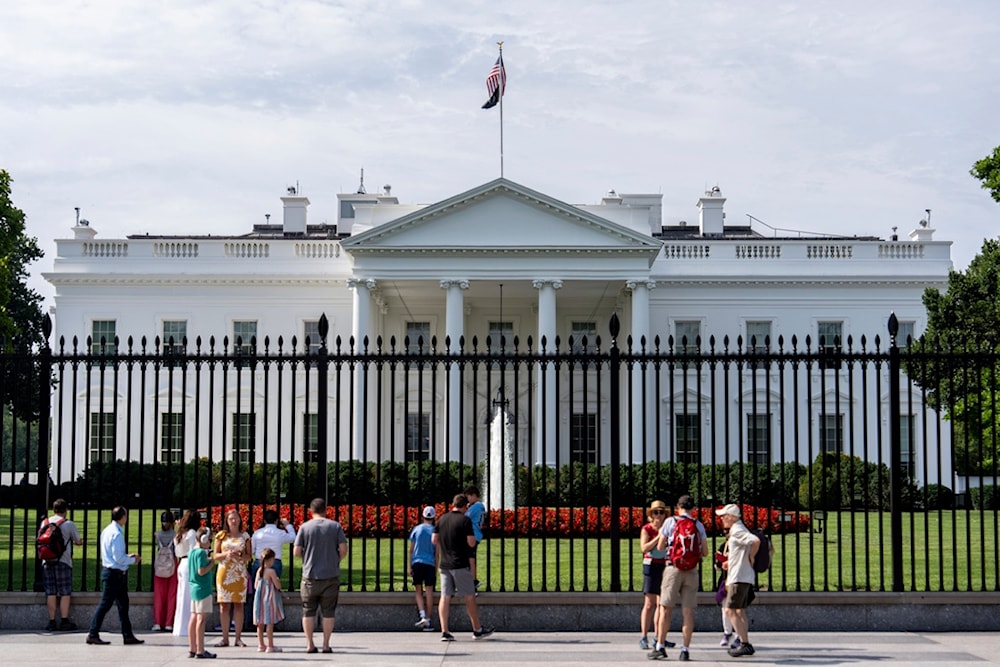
[341,178,661,258]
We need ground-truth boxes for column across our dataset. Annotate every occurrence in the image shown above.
[441,279,469,461]
[347,278,376,460]
[533,279,562,465]
[626,280,655,464]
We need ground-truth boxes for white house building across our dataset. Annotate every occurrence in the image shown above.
[42,178,953,485]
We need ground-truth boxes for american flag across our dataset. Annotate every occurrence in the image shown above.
[482,55,506,109]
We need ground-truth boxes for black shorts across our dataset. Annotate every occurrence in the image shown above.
[642,561,666,594]
[412,562,435,588]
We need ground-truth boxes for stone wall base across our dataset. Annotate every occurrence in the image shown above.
[3,591,998,633]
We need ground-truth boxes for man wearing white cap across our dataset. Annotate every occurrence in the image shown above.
[715,504,760,657]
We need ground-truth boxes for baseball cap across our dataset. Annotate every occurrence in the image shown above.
[422,506,436,519]
[715,504,741,518]
[160,510,174,523]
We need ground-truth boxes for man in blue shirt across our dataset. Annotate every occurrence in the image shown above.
[86,506,144,646]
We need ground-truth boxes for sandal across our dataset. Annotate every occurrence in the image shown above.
[234,639,246,647]
[266,647,282,653]
[214,639,229,647]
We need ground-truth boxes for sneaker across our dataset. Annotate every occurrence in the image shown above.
[639,637,650,650]
[473,626,495,640]
[679,649,690,661]
[423,624,436,632]
[164,626,173,632]
[728,642,754,657]
[730,637,742,649]
[58,619,78,631]
[440,632,455,642]
[720,632,732,647]
[647,647,667,660]
[151,624,161,632]
[415,618,430,629]
[665,640,676,648]
[45,620,57,632]
[195,651,217,659]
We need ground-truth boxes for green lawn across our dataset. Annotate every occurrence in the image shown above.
[2,508,997,593]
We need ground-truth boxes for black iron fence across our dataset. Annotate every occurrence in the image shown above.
[2,313,999,595]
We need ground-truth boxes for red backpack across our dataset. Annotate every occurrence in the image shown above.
[37,516,67,563]
[667,515,702,571]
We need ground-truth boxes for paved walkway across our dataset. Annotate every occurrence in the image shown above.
[3,629,1000,665]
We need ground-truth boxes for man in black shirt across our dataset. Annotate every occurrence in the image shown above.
[432,494,495,642]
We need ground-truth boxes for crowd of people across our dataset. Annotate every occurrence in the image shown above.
[39,488,494,659]
[40,491,764,659]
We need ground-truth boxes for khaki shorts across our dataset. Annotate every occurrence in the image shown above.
[659,564,699,608]
[301,577,340,618]
[191,596,213,614]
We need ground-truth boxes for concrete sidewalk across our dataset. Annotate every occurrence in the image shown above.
[3,629,1000,666]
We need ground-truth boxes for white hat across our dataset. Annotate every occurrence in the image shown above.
[422,506,436,519]
[715,504,741,518]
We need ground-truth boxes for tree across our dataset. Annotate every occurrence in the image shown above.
[971,146,1000,204]
[0,169,47,420]
[908,239,1000,474]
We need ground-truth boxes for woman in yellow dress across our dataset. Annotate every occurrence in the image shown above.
[214,509,252,647]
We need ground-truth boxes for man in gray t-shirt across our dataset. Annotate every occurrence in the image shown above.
[293,498,348,654]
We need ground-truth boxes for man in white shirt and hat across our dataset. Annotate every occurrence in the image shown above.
[715,504,760,658]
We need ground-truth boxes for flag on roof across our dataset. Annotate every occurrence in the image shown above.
[482,55,506,109]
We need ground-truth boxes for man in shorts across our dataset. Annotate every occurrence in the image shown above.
[649,494,707,661]
[432,494,494,642]
[293,498,348,654]
[41,498,83,631]
[716,504,760,657]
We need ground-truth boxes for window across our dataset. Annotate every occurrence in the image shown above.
[746,321,771,352]
[406,412,430,462]
[303,320,322,356]
[160,412,184,464]
[817,321,843,369]
[570,413,598,464]
[233,320,257,355]
[303,412,318,463]
[162,320,187,354]
[819,413,843,453]
[896,321,915,347]
[674,413,701,464]
[232,412,255,464]
[570,321,597,354]
[488,321,514,351]
[746,320,772,370]
[89,412,115,463]
[90,320,117,357]
[675,321,700,354]
[900,415,916,479]
[746,413,771,465]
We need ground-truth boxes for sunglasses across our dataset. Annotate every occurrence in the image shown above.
[651,509,667,515]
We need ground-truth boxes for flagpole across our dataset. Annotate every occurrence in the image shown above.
[498,41,504,178]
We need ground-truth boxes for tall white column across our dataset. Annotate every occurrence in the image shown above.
[533,279,562,465]
[348,278,376,460]
[626,280,655,463]
[441,279,469,461]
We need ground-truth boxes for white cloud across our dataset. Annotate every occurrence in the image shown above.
[2,0,999,306]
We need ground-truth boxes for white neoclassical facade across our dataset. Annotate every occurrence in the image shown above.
[43,178,953,484]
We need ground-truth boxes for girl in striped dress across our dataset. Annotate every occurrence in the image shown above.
[253,548,285,652]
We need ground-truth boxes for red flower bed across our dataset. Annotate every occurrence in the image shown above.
[211,503,809,539]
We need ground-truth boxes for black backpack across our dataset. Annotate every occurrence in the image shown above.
[750,529,772,573]
[37,517,67,562]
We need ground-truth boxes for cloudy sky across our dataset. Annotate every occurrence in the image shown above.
[2,0,998,306]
